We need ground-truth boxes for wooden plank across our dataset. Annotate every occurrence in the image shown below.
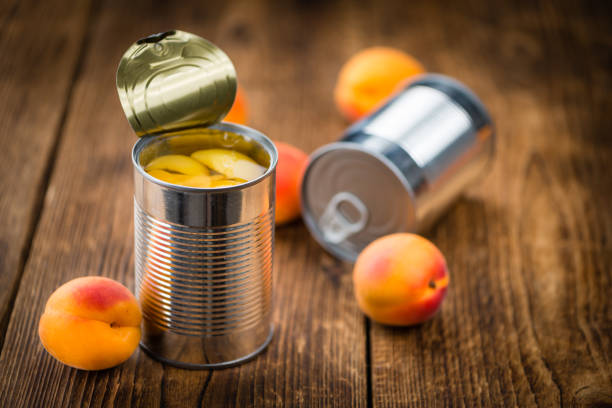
[368,1,612,406]
[0,0,367,406]
[0,0,92,346]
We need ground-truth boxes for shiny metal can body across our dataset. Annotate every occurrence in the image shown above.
[118,30,276,368]
[301,74,494,262]
[132,123,277,368]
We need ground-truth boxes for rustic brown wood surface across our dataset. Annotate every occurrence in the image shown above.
[0,0,92,349]
[0,0,610,407]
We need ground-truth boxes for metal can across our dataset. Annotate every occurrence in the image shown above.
[301,74,494,262]
[118,31,276,368]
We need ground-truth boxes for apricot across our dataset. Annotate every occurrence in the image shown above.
[353,233,448,326]
[181,174,225,188]
[224,85,249,124]
[210,177,247,187]
[146,169,192,185]
[145,154,208,176]
[145,150,263,188]
[274,141,308,225]
[334,47,425,122]
[38,277,142,370]
[191,149,265,181]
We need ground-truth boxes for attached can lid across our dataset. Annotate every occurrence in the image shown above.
[117,30,237,137]
[301,143,417,262]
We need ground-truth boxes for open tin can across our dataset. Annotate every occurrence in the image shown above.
[301,74,494,262]
[117,31,275,368]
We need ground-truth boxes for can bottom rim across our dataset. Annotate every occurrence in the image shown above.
[139,325,274,370]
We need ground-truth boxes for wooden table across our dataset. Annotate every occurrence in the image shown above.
[1,0,610,406]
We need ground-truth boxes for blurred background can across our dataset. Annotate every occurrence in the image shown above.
[301,74,495,262]
[118,30,276,368]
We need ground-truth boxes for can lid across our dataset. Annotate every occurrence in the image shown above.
[301,143,416,262]
[117,30,237,137]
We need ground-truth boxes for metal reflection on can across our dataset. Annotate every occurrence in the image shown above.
[117,31,276,368]
[301,74,495,262]
[132,124,276,368]
[117,30,237,136]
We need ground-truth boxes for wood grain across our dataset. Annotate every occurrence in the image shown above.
[0,0,610,406]
[0,0,366,406]
[367,1,612,406]
[0,0,92,347]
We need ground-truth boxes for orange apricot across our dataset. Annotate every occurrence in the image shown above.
[224,85,249,125]
[353,233,448,326]
[38,277,142,370]
[274,141,308,225]
[334,47,425,122]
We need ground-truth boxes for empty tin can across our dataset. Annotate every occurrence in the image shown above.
[301,74,494,262]
[117,31,276,368]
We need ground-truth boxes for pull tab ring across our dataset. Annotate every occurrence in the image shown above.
[319,192,369,245]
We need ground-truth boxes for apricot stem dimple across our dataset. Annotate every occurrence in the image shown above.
[434,275,450,290]
[428,280,436,289]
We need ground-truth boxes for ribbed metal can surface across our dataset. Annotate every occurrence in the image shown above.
[132,123,276,368]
